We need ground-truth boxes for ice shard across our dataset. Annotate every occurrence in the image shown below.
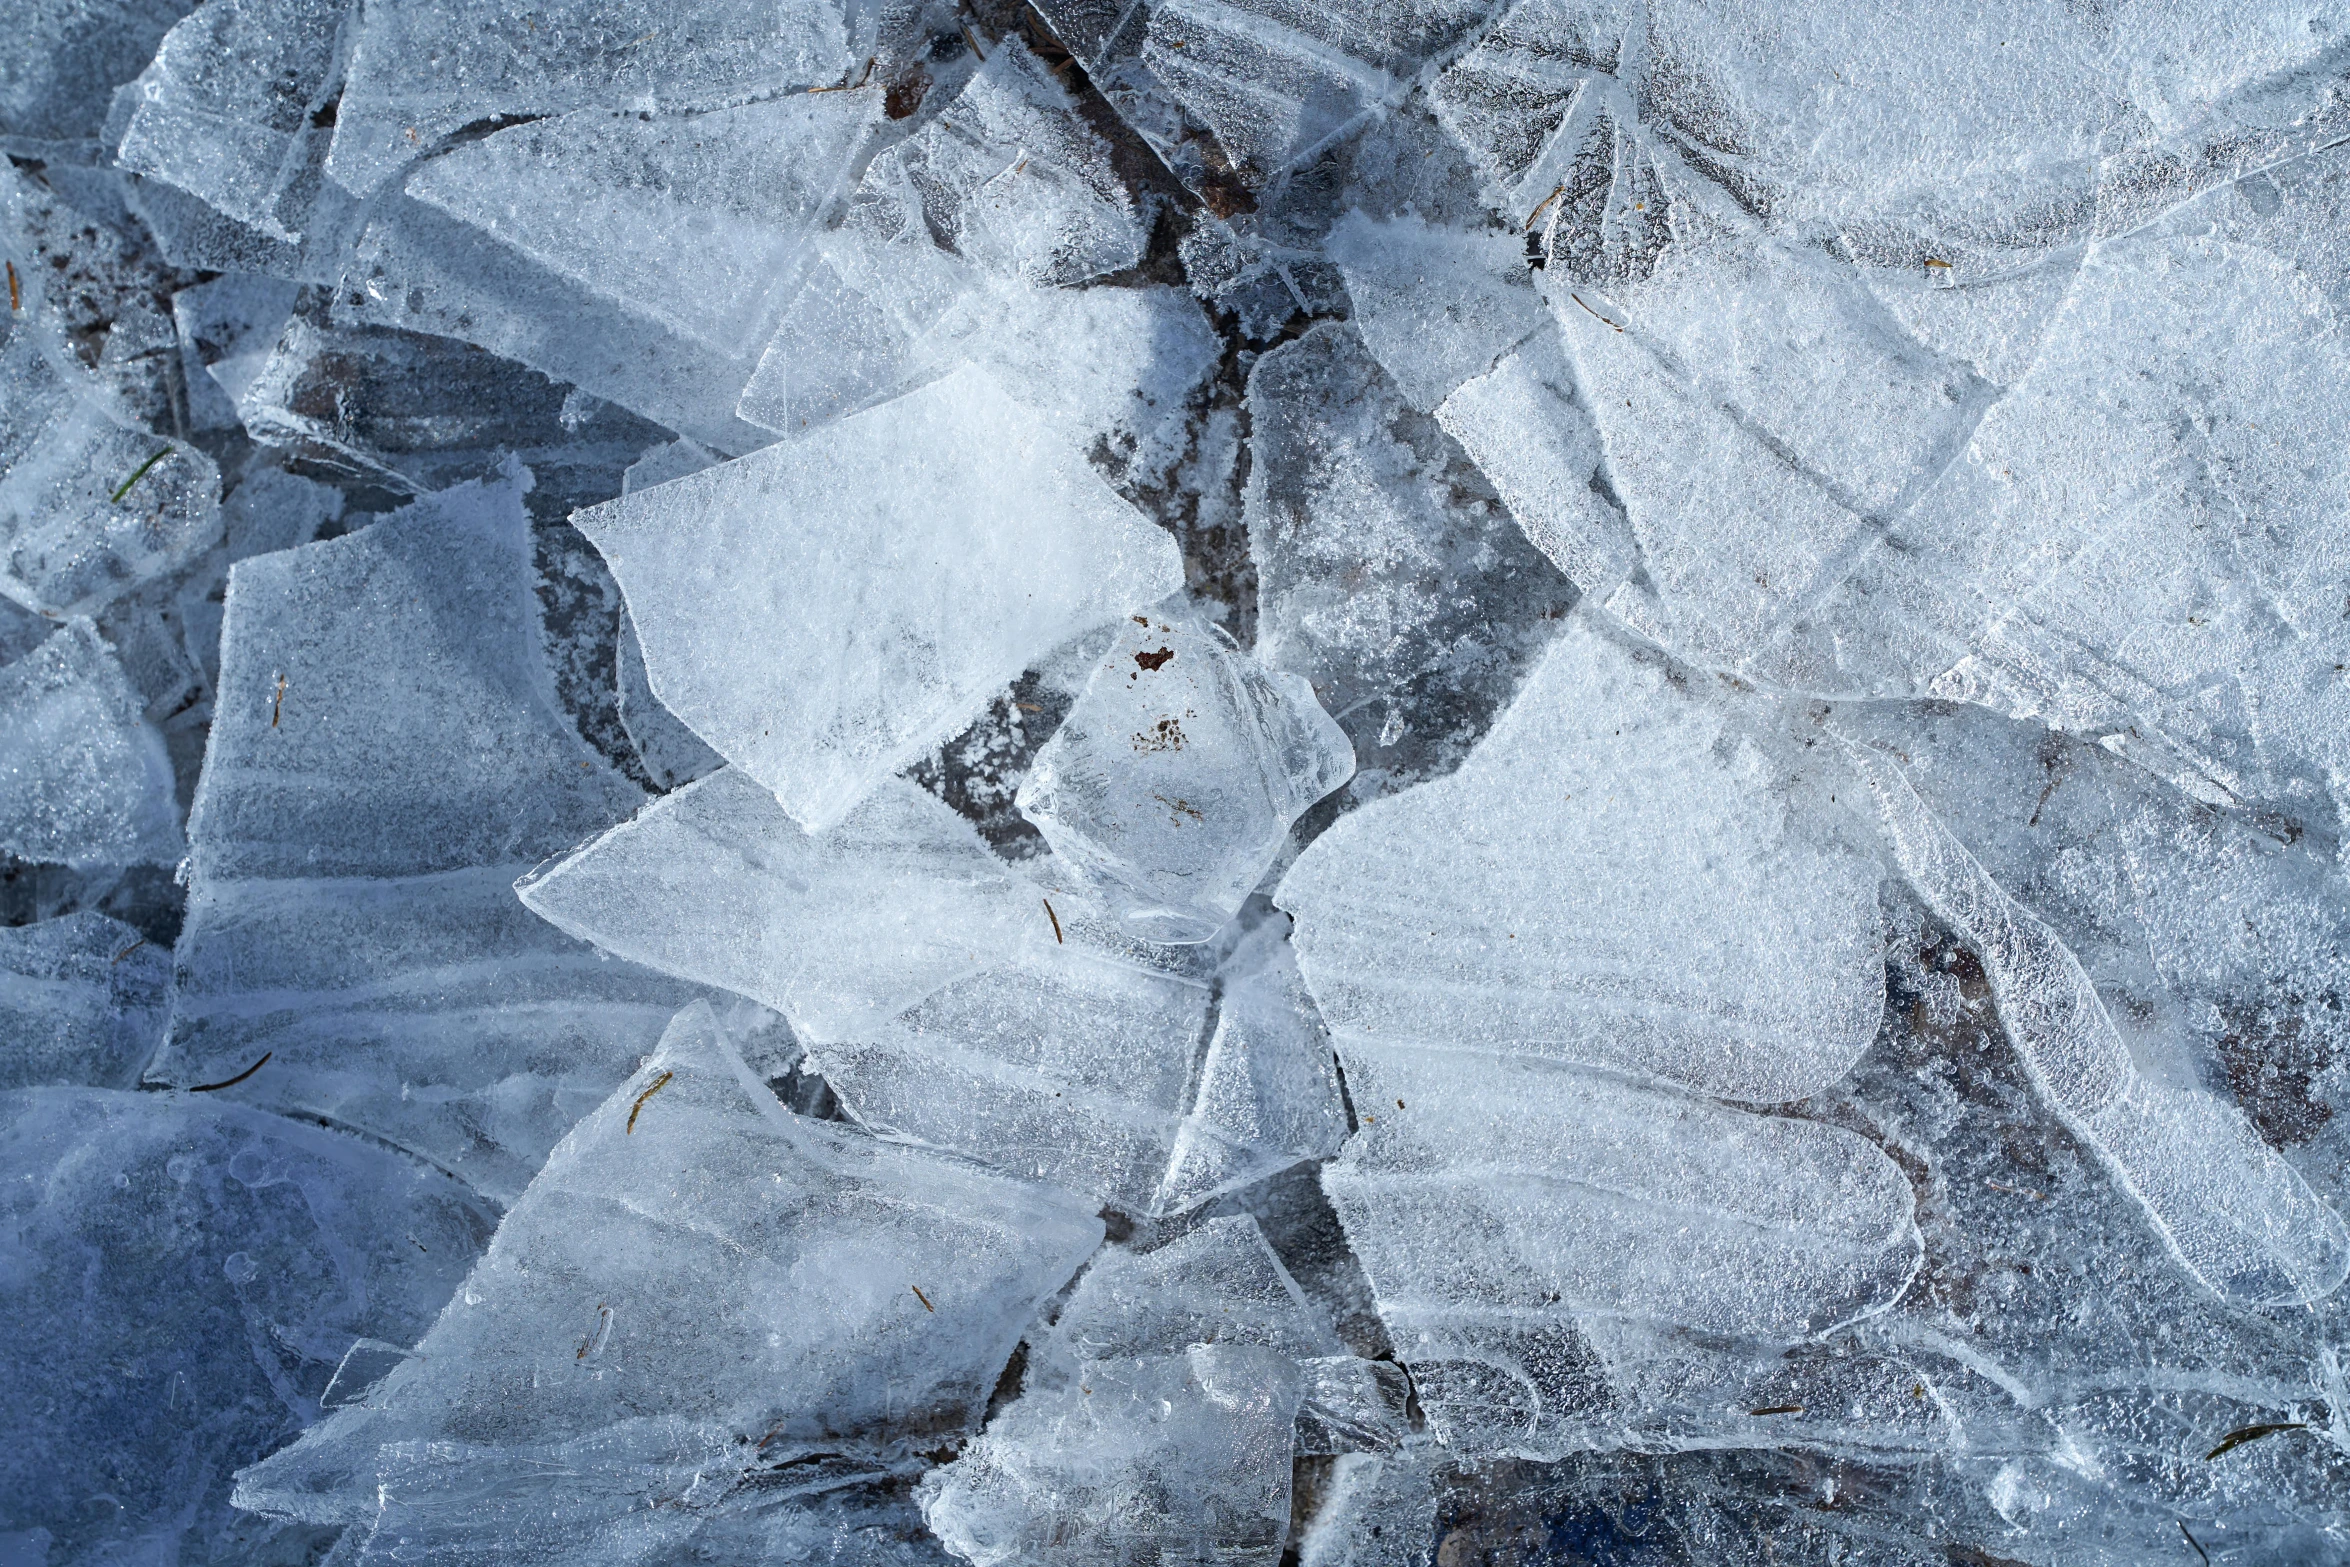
[235,1002,1103,1565]
[0,909,169,1088]
[0,618,182,868]
[573,365,1184,832]
[1016,607,1354,943]
[147,464,702,1201]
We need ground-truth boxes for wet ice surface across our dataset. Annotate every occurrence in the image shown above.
[5,0,2350,1563]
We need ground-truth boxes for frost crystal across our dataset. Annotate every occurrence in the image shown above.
[7,0,2350,1560]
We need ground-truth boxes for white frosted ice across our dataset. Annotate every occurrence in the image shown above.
[573,365,1183,832]
[0,909,169,1088]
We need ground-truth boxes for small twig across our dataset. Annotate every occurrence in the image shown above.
[1986,1178,2047,1201]
[1523,183,1565,231]
[111,938,147,965]
[1568,293,1624,333]
[270,675,288,729]
[1043,898,1063,944]
[1748,1404,1803,1417]
[626,1070,674,1133]
[110,447,172,504]
[5,261,19,312]
[2205,1420,2308,1460]
[911,1284,934,1312]
[2179,1522,2210,1565]
[189,1051,272,1092]
[575,1303,613,1360]
[961,21,986,58]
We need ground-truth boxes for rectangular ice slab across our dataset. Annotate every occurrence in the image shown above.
[235,1002,1103,1567]
[148,464,704,1202]
[573,364,1183,831]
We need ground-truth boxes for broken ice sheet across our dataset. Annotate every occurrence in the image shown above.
[922,1215,1338,1567]
[1,1086,495,1567]
[1279,614,1884,1104]
[321,0,853,198]
[518,769,1044,1045]
[574,364,1183,831]
[1853,744,2348,1307]
[1245,321,1574,792]
[0,909,169,1088]
[402,90,876,359]
[236,1002,1102,1566]
[148,464,702,1201]
[0,301,223,617]
[0,618,182,869]
[109,0,347,242]
[1015,607,1354,943]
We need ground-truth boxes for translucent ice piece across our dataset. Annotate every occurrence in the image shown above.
[1321,1037,1921,1455]
[0,619,182,868]
[148,465,700,1201]
[1321,211,1548,414]
[922,1217,1333,1567]
[1427,0,1623,212]
[614,606,721,790]
[1244,321,1574,789]
[572,364,1183,831]
[403,91,875,358]
[324,0,852,198]
[808,945,1211,1208]
[1279,615,1884,1105]
[0,306,223,616]
[1,1086,494,1567]
[518,769,1042,1044]
[0,910,169,1088]
[236,1003,1102,1564]
[111,0,347,241]
[1015,608,1354,943]
[1140,0,1487,190]
[1854,746,2350,1306]
[171,272,302,431]
[0,0,192,153]
[1153,915,1349,1214]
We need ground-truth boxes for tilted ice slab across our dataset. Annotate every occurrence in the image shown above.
[519,771,1348,1212]
[922,1215,1339,1567]
[2,1086,495,1567]
[236,1002,1102,1566]
[109,0,345,242]
[403,90,875,360]
[1854,745,2349,1307]
[322,0,852,198]
[1279,616,1884,1104]
[736,40,1213,466]
[0,910,169,1089]
[0,289,222,617]
[0,618,182,868]
[574,365,1183,832]
[518,769,1044,1046]
[148,465,701,1202]
[1016,608,1355,944]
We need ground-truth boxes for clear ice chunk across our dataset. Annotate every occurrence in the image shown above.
[572,364,1184,831]
[1153,913,1349,1214]
[235,1001,1103,1564]
[1278,615,1885,1104]
[518,769,1044,1045]
[323,0,853,198]
[147,464,702,1201]
[402,91,875,358]
[110,0,347,241]
[1014,607,1355,944]
[1853,745,2349,1306]
[0,909,169,1088]
[921,1216,1336,1566]
[0,618,182,868]
[0,0,192,153]
[1,1086,496,1566]
[614,606,722,791]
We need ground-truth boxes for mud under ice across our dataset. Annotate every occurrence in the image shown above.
[4,0,2350,1563]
